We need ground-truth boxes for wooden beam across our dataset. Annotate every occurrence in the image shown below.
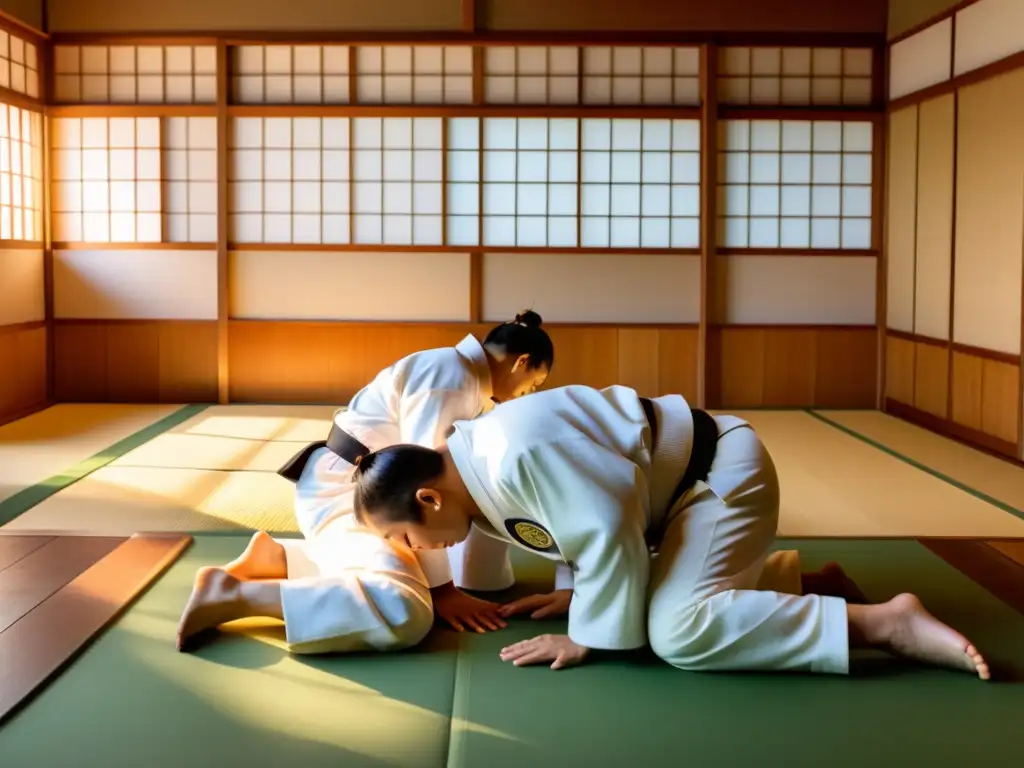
[698,43,718,409]
[216,42,230,404]
[874,43,888,409]
[461,0,477,34]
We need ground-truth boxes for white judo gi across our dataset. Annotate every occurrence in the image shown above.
[277,334,514,654]
[446,385,850,675]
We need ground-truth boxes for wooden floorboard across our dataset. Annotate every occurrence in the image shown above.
[0,533,192,725]
[0,535,54,572]
[919,538,1024,617]
[0,536,126,633]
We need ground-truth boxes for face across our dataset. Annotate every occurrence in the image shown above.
[364,488,473,552]
[492,356,550,403]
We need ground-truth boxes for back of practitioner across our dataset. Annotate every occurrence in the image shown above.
[350,385,990,680]
[176,311,554,653]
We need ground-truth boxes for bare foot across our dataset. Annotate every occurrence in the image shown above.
[881,593,990,680]
[223,531,287,580]
[176,567,242,652]
[802,562,868,603]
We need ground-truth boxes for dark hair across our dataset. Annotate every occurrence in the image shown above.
[352,445,446,526]
[483,309,554,370]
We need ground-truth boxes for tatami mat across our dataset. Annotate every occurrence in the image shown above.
[5,405,1024,539]
[727,410,1024,538]
[812,409,1024,517]
[0,404,184,506]
[1,537,1022,767]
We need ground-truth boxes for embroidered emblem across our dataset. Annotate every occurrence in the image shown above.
[505,519,557,552]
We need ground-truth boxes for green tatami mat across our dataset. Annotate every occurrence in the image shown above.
[451,540,1024,768]
[0,536,458,768]
[1,538,1021,768]
[0,405,209,529]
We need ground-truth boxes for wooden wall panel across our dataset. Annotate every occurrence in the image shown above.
[912,341,949,417]
[53,321,218,403]
[710,326,876,409]
[46,0,462,33]
[885,334,916,405]
[0,324,47,426]
[227,321,700,405]
[481,0,886,33]
[889,333,1021,459]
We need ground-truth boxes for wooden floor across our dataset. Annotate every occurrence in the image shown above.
[0,533,191,724]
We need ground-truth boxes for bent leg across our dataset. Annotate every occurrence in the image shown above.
[647,418,850,674]
[279,514,434,654]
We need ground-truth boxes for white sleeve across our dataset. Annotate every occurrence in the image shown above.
[399,387,480,587]
[399,387,475,449]
[554,563,575,591]
[501,442,650,651]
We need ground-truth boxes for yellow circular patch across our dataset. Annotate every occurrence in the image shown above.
[513,521,553,550]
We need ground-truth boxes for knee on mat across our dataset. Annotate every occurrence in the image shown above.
[647,601,720,671]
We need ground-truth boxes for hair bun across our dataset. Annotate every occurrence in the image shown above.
[513,309,543,329]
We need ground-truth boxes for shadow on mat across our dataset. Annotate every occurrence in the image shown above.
[189,621,463,717]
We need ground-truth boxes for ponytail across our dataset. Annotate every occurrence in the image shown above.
[483,309,554,370]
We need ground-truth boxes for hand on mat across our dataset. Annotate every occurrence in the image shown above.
[500,634,589,670]
[433,585,508,633]
[497,589,572,620]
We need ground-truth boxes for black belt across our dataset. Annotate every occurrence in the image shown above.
[277,423,371,484]
[639,397,719,509]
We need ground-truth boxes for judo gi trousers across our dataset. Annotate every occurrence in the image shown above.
[275,447,514,654]
[646,415,850,675]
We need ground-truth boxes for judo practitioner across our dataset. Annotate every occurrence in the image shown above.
[176,311,555,653]
[349,384,990,680]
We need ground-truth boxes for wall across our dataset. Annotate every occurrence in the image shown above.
[885,0,1024,460]
[888,0,965,40]
[0,0,42,32]
[46,0,886,35]
[45,37,883,408]
[0,17,46,424]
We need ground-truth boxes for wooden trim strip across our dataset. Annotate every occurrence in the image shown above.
[49,31,884,48]
[227,105,705,119]
[0,10,49,41]
[226,243,703,254]
[0,85,44,112]
[718,106,883,121]
[699,43,719,410]
[711,323,877,331]
[46,105,219,118]
[885,329,1022,366]
[872,85,887,408]
[51,318,216,326]
[918,538,1024,618]
[0,239,44,248]
[885,397,1021,461]
[887,0,981,46]
[51,242,217,250]
[461,0,476,33]
[226,318,702,330]
[216,41,230,405]
[0,533,192,725]
[0,536,126,634]
[717,248,878,257]
[888,50,1024,110]
[0,320,46,334]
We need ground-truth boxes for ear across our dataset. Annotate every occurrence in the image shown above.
[415,487,442,511]
[510,354,530,374]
